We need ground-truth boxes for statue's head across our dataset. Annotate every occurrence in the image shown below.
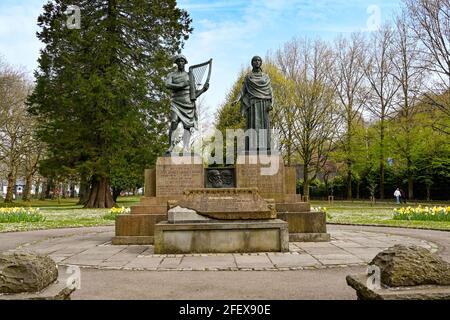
[174,54,188,64]
[251,56,263,69]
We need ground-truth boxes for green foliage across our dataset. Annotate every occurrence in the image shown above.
[28,0,192,204]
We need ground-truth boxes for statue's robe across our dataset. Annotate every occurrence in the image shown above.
[165,71,197,129]
[239,71,273,151]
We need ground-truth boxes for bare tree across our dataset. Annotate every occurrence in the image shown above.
[329,33,369,199]
[270,41,306,167]
[273,39,339,199]
[403,0,450,133]
[0,62,35,203]
[391,15,429,200]
[364,25,401,199]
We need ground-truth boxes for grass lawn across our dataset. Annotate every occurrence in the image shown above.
[0,196,141,233]
[0,197,449,233]
[311,200,450,231]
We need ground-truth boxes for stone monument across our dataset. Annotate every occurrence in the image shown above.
[113,54,330,248]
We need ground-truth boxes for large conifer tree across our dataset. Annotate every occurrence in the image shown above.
[28,0,192,208]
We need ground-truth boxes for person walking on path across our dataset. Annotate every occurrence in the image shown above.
[394,188,401,204]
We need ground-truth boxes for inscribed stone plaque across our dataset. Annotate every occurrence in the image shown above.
[156,156,204,197]
[235,154,285,197]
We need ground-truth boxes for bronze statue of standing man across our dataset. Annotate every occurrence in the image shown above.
[165,54,210,154]
[233,56,273,152]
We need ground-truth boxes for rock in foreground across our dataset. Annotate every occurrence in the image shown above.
[0,251,58,294]
[370,244,450,287]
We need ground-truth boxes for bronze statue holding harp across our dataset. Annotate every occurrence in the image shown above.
[165,54,212,154]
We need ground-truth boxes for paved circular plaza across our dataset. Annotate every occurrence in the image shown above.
[1,225,449,299]
[6,226,441,271]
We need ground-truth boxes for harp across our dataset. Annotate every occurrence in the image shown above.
[189,59,212,102]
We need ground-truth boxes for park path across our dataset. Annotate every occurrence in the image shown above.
[1,225,449,299]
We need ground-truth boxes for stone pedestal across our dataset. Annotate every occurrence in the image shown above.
[144,168,156,197]
[236,154,286,201]
[154,220,289,254]
[156,155,204,197]
[114,154,327,246]
[285,166,297,195]
[114,155,203,245]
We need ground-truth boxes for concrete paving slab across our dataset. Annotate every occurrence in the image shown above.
[268,253,320,268]
[178,255,236,270]
[301,247,348,255]
[124,256,163,270]
[159,257,183,269]
[235,255,274,269]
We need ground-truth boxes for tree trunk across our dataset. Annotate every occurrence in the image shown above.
[85,176,115,208]
[34,177,41,198]
[379,122,385,200]
[112,187,122,202]
[22,174,33,202]
[39,180,47,200]
[4,171,16,203]
[61,182,67,199]
[346,165,352,200]
[407,159,414,200]
[426,184,431,201]
[77,176,90,205]
[356,181,360,200]
[303,164,310,200]
[45,177,53,199]
[346,120,352,200]
[69,183,76,198]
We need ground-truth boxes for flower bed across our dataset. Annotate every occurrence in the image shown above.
[393,206,450,222]
[103,207,131,220]
[0,208,46,223]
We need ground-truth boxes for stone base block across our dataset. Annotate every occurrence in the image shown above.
[130,205,167,215]
[236,154,286,201]
[139,196,176,205]
[277,211,327,234]
[275,202,310,213]
[289,233,331,242]
[170,188,276,220]
[154,219,289,254]
[156,155,204,197]
[282,194,304,203]
[113,214,166,245]
[346,274,450,300]
[112,236,154,245]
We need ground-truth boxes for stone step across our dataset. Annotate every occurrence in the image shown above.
[275,202,311,213]
[277,211,327,234]
[131,205,167,215]
[139,196,174,206]
[115,214,166,239]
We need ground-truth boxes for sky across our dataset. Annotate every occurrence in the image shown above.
[0,0,403,122]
